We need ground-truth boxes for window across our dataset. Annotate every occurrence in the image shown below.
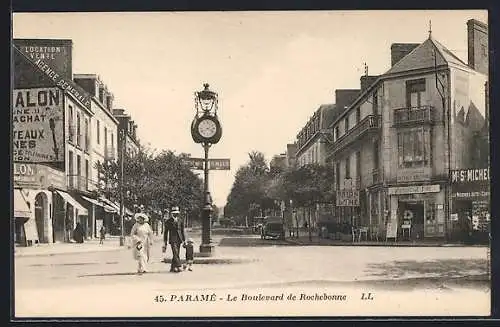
[85,159,89,190]
[355,151,361,180]
[76,112,81,146]
[68,151,74,187]
[68,105,74,142]
[356,107,361,123]
[335,162,341,190]
[104,127,108,152]
[97,120,100,144]
[373,140,379,170]
[373,93,378,115]
[406,78,426,108]
[397,127,429,168]
[482,44,487,57]
[345,117,349,133]
[345,156,351,179]
[111,133,114,151]
[84,118,89,151]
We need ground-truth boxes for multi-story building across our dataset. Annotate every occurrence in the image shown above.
[296,103,338,167]
[13,38,91,244]
[12,38,126,244]
[73,74,122,237]
[112,108,140,159]
[325,20,489,241]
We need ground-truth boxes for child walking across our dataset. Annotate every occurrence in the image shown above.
[183,238,194,271]
[99,225,105,245]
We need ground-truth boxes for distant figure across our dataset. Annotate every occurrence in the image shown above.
[99,225,106,245]
[73,222,84,243]
[183,238,194,271]
[164,206,186,273]
[130,212,153,275]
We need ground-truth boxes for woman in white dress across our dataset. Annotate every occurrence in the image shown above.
[130,212,154,274]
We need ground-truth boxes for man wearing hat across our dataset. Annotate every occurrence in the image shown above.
[163,206,186,272]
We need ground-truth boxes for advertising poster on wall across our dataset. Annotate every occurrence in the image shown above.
[13,87,64,163]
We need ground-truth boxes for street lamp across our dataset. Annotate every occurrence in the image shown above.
[190,83,222,256]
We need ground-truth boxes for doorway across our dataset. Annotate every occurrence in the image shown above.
[398,201,424,240]
[34,193,48,243]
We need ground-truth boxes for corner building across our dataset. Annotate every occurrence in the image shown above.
[326,20,488,241]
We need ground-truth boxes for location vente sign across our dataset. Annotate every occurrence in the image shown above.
[12,87,64,163]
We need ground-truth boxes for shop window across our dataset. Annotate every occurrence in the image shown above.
[397,127,429,168]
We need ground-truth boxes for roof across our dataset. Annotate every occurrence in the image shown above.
[386,36,469,75]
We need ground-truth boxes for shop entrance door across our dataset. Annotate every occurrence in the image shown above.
[399,201,424,240]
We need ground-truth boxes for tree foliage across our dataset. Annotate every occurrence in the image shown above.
[225,152,336,222]
[96,146,204,220]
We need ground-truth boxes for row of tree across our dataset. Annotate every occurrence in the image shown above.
[225,151,336,225]
[95,145,205,222]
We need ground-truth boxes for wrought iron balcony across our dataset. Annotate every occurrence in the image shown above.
[393,105,437,127]
[67,175,92,192]
[330,115,381,155]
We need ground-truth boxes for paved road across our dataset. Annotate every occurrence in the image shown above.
[14,236,490,317]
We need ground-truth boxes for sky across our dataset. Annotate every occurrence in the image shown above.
[12,10,487,207]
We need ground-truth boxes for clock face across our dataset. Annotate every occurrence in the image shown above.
[198,118,217,138]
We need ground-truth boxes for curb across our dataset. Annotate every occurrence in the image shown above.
[283,239,488,248]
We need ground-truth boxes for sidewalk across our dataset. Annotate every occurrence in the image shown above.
[14,238,126,258]
[284,235,488,247]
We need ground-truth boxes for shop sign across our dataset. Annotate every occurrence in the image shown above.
[13,38,73,79]
[336,190,359,207]
[396,167,431,183]
[13,44,91,110]
[13,87,65,163]
[450,168,490,184]
[13,163,66,190]
[388,184,440,195]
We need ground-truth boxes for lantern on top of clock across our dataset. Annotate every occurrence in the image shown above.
[191,83,222,144]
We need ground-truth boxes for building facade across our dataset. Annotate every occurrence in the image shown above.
[325,20,489,242]
[12,38,129,245]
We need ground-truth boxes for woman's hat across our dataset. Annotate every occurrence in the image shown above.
[187,238,194,244]
[171,206,180,214]
[134,213,149,222]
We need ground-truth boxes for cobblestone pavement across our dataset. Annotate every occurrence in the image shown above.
[14,236,490,317]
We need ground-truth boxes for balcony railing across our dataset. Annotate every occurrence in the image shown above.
[67,175,94,192]
[330,115,381,155]
[393,105,437,127]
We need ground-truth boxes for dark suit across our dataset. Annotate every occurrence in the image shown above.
[164,218,185,271]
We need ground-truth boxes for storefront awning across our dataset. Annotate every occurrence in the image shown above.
[81,195,103,207]
[56,191,88,216]
[14,189,31,218]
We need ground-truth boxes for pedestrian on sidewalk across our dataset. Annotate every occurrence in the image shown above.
[130,212,154,275]
[182,238,194,271]
[73,222,84,244]
[99,225,106,245]
[164,206,186,273]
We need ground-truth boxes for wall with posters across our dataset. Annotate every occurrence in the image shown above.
[13,87,65,163]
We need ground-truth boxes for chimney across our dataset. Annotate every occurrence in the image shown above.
[106,93,114,110]
[391,43,419,67]
[360,75,380,92]
[467,19,488,75]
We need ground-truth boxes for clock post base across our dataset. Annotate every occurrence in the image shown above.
[199,244,215,257]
